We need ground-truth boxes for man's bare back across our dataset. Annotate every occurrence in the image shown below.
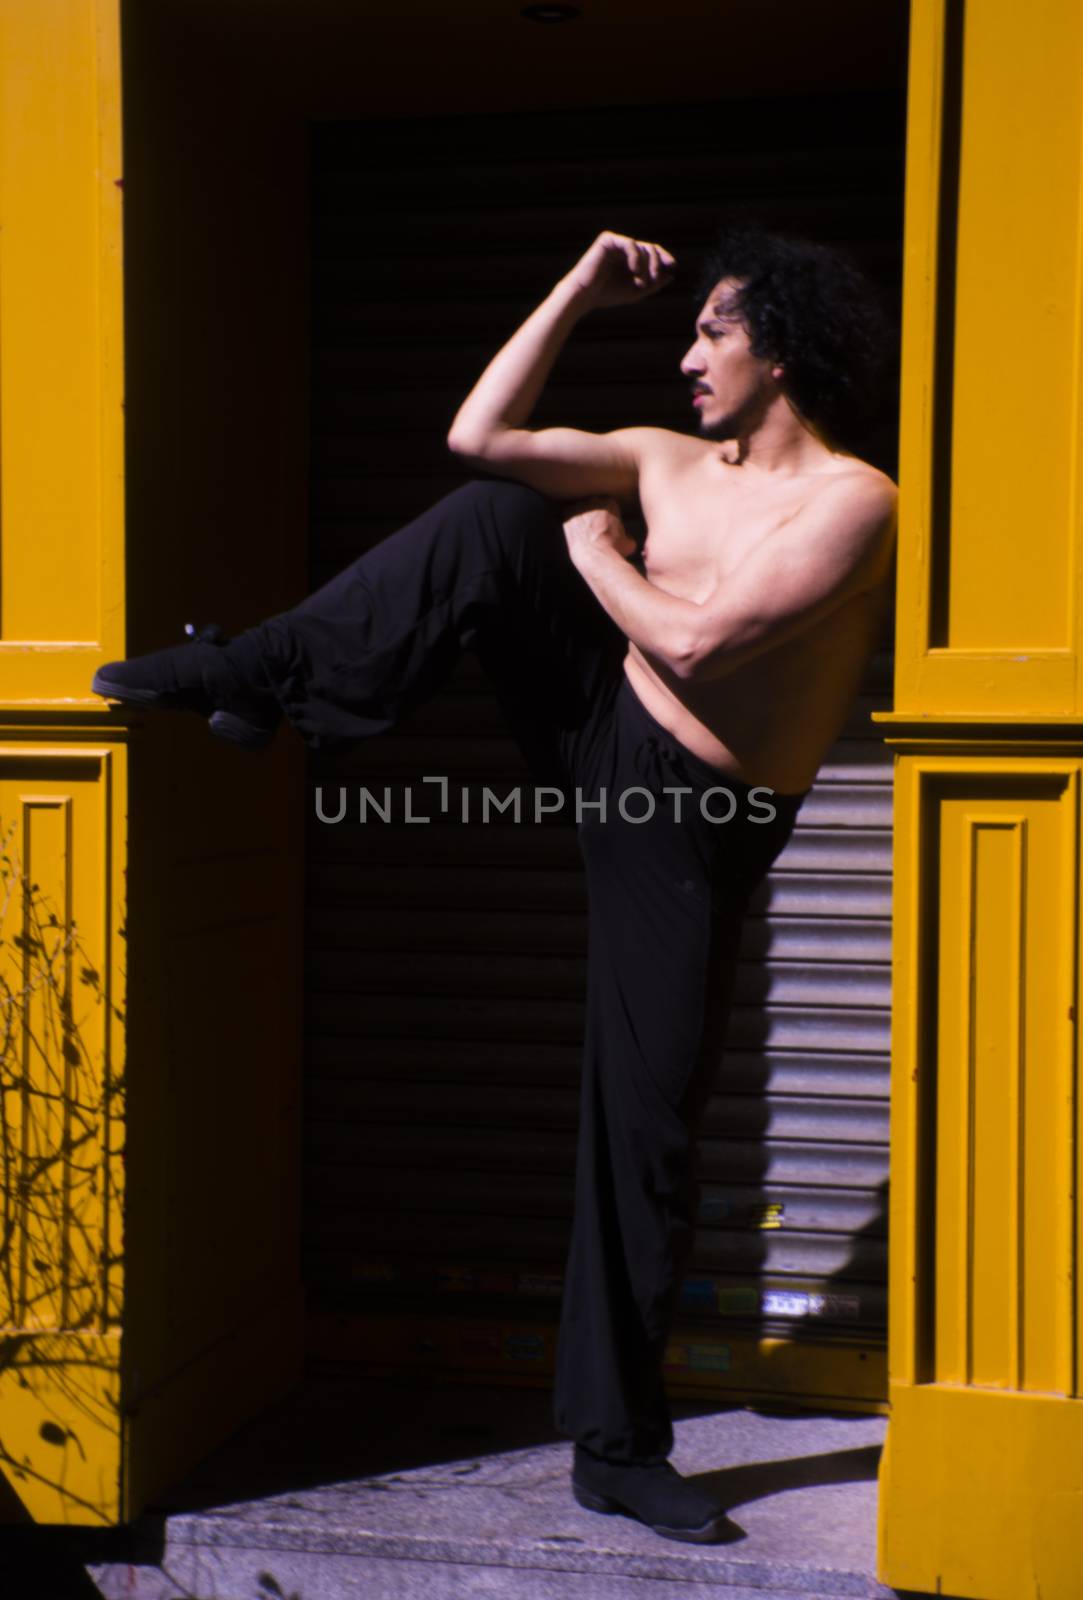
[625,430,896,793]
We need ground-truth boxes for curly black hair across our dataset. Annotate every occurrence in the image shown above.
[695,222,894,446]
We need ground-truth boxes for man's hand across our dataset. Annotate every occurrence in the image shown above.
[566,232,677,311]
[562,498,638,566]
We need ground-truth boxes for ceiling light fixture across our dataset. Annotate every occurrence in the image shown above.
[521,4,582,21]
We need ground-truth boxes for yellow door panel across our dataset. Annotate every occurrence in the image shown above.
[947,0,1083,654]
[894,0,1083,717]
[880,1384,1083,1599]
[0,740,126,1524]
[932,773,1076,1395]
[881,755,1083,1596]
[0,0,125,688]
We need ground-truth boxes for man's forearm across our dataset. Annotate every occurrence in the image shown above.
[570,542,705,680]
[447,275,589,456]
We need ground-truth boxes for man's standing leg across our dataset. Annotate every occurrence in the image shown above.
[554,679,808,1538]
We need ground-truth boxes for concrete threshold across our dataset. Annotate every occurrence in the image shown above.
[2,1374,956,1599]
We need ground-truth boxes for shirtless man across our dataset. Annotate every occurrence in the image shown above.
[447,227,897,797]
[92,223,896,1546]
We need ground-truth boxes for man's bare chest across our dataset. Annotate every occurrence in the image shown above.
[636,465,806,603]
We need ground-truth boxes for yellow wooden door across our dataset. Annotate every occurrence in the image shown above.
[0,0,307,1525]
[875,2,1083,1595]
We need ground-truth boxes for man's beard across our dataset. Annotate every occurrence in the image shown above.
[698,409,742,442]
[697,387,770,443]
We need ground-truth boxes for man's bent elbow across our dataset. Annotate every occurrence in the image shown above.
[671,625,744,683]
[658,630,705,682]
[448,422,527,467]
[447,423,489,460]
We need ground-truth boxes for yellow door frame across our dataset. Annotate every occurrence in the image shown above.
[875,2,1083,1595]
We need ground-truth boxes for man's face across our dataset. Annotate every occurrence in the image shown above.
[680,278,781,441]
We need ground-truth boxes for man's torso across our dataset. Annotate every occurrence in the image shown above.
[624,431,896,794]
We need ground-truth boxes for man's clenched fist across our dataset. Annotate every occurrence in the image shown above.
[565,231,677,310]
[562,497,638,565]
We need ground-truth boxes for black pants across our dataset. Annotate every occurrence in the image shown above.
[236,479,809,1463]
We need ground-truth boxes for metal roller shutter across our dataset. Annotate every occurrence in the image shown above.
[304,94,902,1372]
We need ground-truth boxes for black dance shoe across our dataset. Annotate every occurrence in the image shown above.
[571,1444,731,1544]
[91,623,282,751]
[205,705,281,752]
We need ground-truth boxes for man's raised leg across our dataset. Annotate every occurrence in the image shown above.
[92,480,624,775]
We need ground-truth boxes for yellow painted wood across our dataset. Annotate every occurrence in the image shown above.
[0,0,129,1525]
[881,8,1083,1587]
[0,1332,123,1524]
[892,0,945,717]
[893,0,1083,717]
[948,1,1082,656]
[0,0,125,696]
[879,1383,1083,1599]
[0,738,127,1524]
[880,753,1083,1596]
[933,772,1075,1394]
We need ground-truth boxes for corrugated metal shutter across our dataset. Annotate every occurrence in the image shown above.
[304,95,902,1356]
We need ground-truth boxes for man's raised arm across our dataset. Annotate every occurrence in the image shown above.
[446,231,675,502]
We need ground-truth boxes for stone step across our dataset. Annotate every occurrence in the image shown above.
[0,1378,957,1600]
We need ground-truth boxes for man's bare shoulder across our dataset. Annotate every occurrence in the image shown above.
[814,457,898,513]
[795,459,898,562]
